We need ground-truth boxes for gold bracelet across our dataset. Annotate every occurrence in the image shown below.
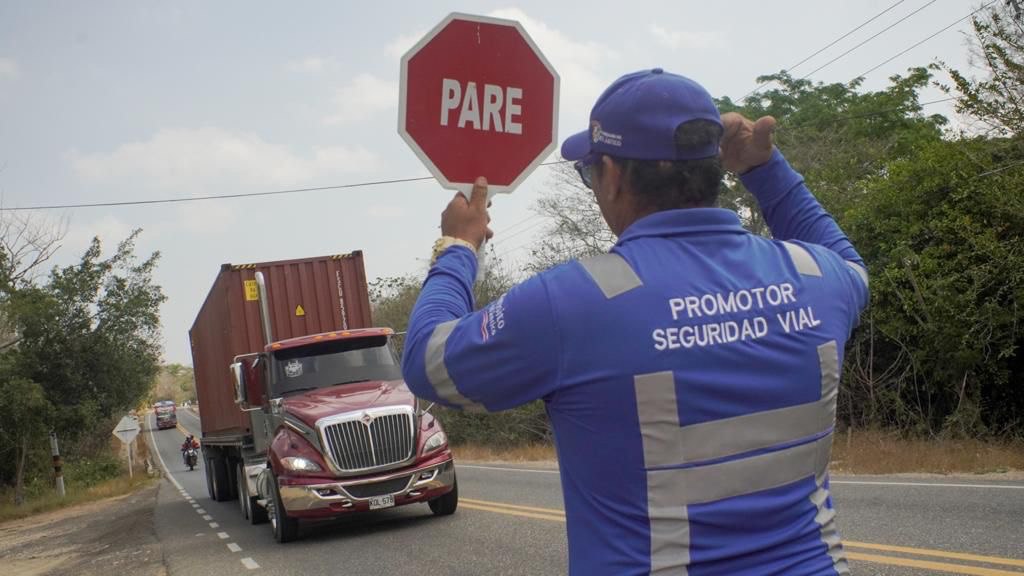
[431,236,477,264]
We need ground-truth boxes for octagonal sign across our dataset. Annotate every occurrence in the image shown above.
[399,13,560,195]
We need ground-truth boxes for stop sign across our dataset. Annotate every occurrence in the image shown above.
[399,13,560,195]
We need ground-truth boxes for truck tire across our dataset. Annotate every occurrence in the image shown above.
[207,455,231,502]
[269,472,299,542]
[237,462,267,525]
[428,475,459,516]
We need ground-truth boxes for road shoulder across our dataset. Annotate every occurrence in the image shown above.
[0,484,166,576]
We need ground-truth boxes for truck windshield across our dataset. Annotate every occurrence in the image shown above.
[270,335,401,397]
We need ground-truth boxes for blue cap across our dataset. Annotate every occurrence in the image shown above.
[561,68,722,162]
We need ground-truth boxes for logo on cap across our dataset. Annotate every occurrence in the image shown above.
[590,120,623,148]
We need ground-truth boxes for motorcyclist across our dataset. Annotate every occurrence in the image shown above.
[181,434,199,464]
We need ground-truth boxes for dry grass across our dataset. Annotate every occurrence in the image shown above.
[0,474,154,524]
[453,443,557,463]
[831,428,1024,475]
[454,430,1024,476]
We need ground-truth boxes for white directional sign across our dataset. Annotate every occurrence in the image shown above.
[112,415,140,444]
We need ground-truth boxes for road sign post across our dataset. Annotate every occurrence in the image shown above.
[399,12,560,195]
[112,415,141,478]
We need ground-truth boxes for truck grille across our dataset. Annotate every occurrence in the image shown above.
[321,410,414,472]
[344,475,412,499]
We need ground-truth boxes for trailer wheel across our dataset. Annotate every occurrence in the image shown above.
[207,455,231,502]
[428,475,458,516]
[237,462,267,525]
[269,472,299,542]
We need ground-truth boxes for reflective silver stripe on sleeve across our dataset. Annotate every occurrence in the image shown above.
[646,433,833,506]
[846,261,869,288]
[811,482,850,574]
[579,253,643,298]
[637,341,841,467]
[424,319,488,413]
[783,241,823,277]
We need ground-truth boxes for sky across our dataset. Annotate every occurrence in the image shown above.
[0,0,983,365]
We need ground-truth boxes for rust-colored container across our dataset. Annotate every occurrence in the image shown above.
[189,251,372,439]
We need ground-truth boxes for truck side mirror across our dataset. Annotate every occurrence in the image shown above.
[231,355,265,411]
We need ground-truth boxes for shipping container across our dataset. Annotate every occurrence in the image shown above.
[189,251,372,439]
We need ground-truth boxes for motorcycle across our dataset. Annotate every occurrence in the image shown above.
[183,446,198,471]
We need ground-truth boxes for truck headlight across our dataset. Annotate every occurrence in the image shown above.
[281,456,322,472]
[423,431,447,454]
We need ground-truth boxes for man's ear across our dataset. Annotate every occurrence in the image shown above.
[600,155,622,202]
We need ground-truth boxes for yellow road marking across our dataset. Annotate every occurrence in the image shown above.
[459,497,1024,574]
[846,552,1024,576]
[460,502,566,523]
[461,498,568,516]
[845,541,1024,569]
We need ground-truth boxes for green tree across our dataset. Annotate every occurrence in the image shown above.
[0,374,54,504]
[11,230,165,443]
[843,137,1024,435]
[936,1,1024,137]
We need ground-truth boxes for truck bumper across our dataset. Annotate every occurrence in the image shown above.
[278,452,455,519]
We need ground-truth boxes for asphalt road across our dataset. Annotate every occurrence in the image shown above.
[146,408,1024,575]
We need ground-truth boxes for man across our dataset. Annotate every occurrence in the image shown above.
[402,68,868,575]
[181,434,199,461]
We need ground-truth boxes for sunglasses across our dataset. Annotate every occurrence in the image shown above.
[574,156,597,189]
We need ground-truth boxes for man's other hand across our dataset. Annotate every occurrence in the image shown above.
[441,177,493,250]
[720,112,777,175]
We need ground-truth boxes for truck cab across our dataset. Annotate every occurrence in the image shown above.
[230,327,456,542]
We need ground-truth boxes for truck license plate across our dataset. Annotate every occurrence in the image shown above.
[369,495,394,510]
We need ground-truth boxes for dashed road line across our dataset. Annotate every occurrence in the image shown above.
[227,543,242,553]
[209,522,219,528]
[217,532,229,539]
[203,514,213,521]
[196,508,206,514]
[240,557,260,570]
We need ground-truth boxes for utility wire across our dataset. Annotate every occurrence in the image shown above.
[795,0,940,82]
[741,0,910,102]
[854,1,997,80]
[1,161,571,212]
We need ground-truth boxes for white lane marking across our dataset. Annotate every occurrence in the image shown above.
[191,504,200,508]
[240,557,259,570]
[227,543,242,553]
[459,465,1024,489]
[831,480,1024,490]
[146,414,184,490]
[209,522,219,528]
[197,508,207,514]
[217,532,229,539]
[203,514,213,521]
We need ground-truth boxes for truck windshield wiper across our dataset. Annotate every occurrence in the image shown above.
[280,387,318,397]
[336,379,370,386]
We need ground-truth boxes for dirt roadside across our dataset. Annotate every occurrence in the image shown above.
[0,484,165,576]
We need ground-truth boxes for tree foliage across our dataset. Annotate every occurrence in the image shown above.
[0,227,165,498]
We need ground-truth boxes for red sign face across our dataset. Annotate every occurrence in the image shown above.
[399,13,560,194]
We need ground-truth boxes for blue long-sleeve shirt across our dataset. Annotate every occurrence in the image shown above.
[403,150,868,575]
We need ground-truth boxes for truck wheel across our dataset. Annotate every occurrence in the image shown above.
[208,455,231,502]
[428,475,458,516]
[269,473,299,542]
[237,463,267,525]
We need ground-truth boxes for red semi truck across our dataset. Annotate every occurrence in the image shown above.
[189,252,457,542]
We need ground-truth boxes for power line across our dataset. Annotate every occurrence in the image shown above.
[854,1,997,80]
[1,160,572,212]
[741,0,910,101]
[795,0,939,82]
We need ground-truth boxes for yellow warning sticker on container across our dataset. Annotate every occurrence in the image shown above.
[295,305,305,317]
[244,280,258,301]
